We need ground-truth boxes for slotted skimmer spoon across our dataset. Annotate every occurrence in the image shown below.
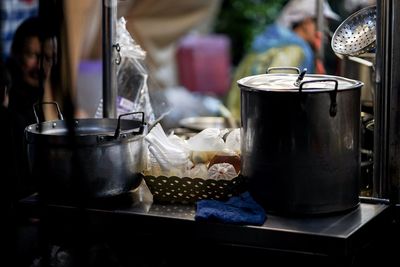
[331,5,376,56]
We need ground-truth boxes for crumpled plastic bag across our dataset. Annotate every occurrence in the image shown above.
[96,17,168,125]
[186,128,227,164]
[186,128,227,151]
[145,123,191,177]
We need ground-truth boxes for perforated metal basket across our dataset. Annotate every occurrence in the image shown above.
[331,5,376,56]
[144,175,247,204]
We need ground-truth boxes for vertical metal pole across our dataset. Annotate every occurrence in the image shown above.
[102,0,117,118]
[374,0,389,199]
[316,0,325,63]
[386,0,400,202]
[374,0,400,202]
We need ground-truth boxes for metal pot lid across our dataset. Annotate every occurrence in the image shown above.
[237,73,363,92]
[25,118,146,146]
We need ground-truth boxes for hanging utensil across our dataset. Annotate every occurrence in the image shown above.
[332,5,377,111]
[331,5,376,56]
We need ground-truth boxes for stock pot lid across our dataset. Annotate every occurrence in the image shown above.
[237,73,363,92]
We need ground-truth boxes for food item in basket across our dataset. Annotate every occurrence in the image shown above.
[187,128,225,164]
[191,150,217,164]
[207,163,238,180]
[209,151,241,173]
[187,163,208,179]
[225,128,240,153]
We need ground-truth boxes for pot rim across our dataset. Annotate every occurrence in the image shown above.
[237,73,364,93]
[25,118,147,146]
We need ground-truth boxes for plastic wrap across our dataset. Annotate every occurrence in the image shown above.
[96,17,168,124]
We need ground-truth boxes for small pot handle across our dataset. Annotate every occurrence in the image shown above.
[33,101,64,123]
[266,67,300,74]
[299,79,339,117]
[114,111,145,138]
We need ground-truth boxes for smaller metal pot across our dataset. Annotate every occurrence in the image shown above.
[25,102,147,202]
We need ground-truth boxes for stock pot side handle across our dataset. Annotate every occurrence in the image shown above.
[299,79,338,117]
[33,101,64,123]
[114,111,145,138]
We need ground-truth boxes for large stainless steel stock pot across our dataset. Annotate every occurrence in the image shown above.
[238,67,363,215]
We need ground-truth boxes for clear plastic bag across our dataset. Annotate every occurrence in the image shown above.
[96,17,168,124]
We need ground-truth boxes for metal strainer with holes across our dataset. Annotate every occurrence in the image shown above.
[331,5,377,56]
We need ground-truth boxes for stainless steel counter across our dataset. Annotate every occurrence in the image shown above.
[18,185,392,266]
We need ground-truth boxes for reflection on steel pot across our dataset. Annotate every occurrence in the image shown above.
[338,53,375,109]
[25,102,147,202]
[238,70,363,215]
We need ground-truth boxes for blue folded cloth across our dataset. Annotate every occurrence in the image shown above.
[195,192,266,225]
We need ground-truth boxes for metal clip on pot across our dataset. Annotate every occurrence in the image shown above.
[299,79,339,117]
[114,111,145,139]
[33,101,64,123]
[294,68,307,87]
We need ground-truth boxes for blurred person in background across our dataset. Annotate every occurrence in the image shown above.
[6,16,57,200]
[226,0,340,121]
[1,16,57,267]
